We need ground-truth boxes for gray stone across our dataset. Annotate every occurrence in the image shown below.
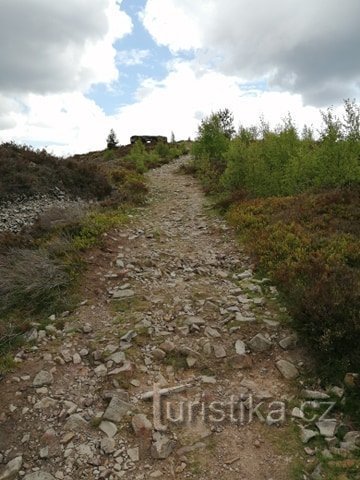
[316,420,337,437]
[300,427,318,444]
[151,434,176,459]
[152,349,166,360]
[127,447,140,462]
[23,473,56,480]
[32,370,53,387]
[107,352,126,364]
[279,334,298,350]
[64,414,88,431]
[213,344,227,358]
[235,339,246,355]
[99,421,118,438]
[72,353,81,364]
[0,456,22,480]
[103,396,132,423]
[204,326,221,338]
[100,438,116,454]
[82,323,93,333]
[112,289,135,299]
[276,359,299,379]
[302,390,330,400]
[248,333,272,352]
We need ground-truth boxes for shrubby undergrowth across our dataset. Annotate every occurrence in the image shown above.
[0,139,183,363]
[192,100,360,379]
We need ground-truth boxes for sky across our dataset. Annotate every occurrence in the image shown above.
[0,0,359,156]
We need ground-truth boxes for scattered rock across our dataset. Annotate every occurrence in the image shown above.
[151,434,176,459]
[32,370,53,387]
[235,339,246,355]
[0,456,22,480]
[103,396,132,423]
[300,427,318,444]
[213,344,227,358]
[127,447,140,462]
[279,334,298,350]
[112,289,135,299]
[23,473,56,480]
[276,359,299,379]
[316,420,337,437]
[64,414,88,431]
[248,333,272,352]
[99,421,118,438]
[302,390,330,400]
[100,438,116,454]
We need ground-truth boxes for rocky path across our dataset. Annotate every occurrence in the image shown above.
[0,157,309,480]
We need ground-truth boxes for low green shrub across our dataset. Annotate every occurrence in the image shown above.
[227,187,360,378]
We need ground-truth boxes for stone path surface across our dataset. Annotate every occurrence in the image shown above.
[0,157,307,480]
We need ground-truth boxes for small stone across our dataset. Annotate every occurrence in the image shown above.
[159,341,175,353]
[213,344,226,358]
[0,456,22,480]
[276,359,299,379]
[94,364,108,377]
[34,397,58,410]
[82,323,93,333]
[301,427,318,444]
[103,396,132,423]
[316,420,337,437]
[60,432,75,444]
[186,356,197,367]
[152,349,166,360]
[127,447,139,462]
[235,340,246,355]
[150,471,163,478]
[100,438,116,454]
[60,350,72,363]
[23,473,56,480]
[64,414,88,431]
[32,370,53,387]
[112,289,135,299]
[107,352,125,364]
[39,447,49,459]
[72,353,81,365]
[279,334,298,350]
[99,421,118,438]
[302,390,330,400]
[200,376,217,384]
[248,333,272,352]
[291,407,305,419]
[151,434,176,459]
[204,326,221,338]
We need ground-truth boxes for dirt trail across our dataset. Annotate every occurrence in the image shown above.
[0,157,304,480]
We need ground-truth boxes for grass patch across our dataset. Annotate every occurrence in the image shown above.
[0,353,16,375]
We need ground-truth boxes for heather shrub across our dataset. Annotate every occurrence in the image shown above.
[0,248,70,314]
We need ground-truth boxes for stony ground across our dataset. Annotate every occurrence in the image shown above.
[1,157,353,480]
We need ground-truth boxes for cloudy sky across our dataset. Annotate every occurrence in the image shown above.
[0,0,359,155]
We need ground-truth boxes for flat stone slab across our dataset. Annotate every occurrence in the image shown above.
[276,359,299,379]
[103,396,132,423]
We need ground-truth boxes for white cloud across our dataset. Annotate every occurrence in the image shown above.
[0,0,132,94]
[112,61,324,145]
[140,0,205,52]
[141,0,360,105]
